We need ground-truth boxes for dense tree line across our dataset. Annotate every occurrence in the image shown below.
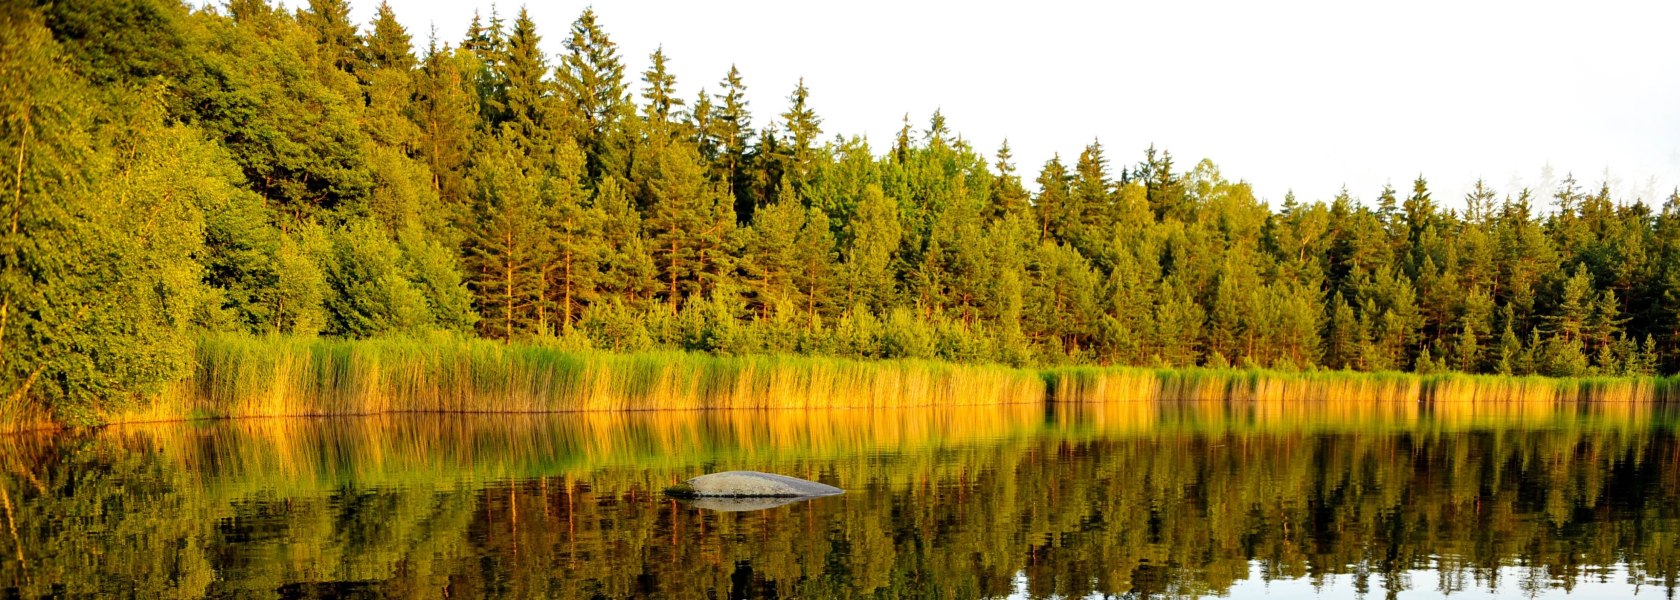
[4,0,1680,419]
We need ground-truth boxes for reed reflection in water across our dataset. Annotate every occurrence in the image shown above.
[3,400,1678,599]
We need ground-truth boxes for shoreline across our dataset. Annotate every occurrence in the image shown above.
[8,335,1678,434]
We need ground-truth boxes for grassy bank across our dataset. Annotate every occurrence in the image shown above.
[1044,365,1680,406]
[6,335,1679,434]
[101,334,1046,427]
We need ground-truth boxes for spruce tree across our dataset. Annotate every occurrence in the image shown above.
[987,141,1031,223]
[1034,156,1072,242]
[299,0,360,74]
[780,78,822,189]
[412,44,481,227]
[495,8,555,152]
[361,2,414,72]
[556,8,629,184]
[640,47,683,130]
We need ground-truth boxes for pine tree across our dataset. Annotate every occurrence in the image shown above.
[412,44,481,227]
[1153,279,1204,367]
[1140,145,1183,221]
[643,142,734,310]
[465,138,550,339]
[358,8,420,150]
[742,198,802,316]
[1325,292,1358,369]
[544,143,601,331]
[1403,175,1436,243]
[1496,318,1523,375]
[594,176,656,306]
[1069,140,1112,252]
[842,185,902,312]
[495,8,555,153]
[792,206,837,326]
[1277,283,1324,368]
[1549,264,1594,344]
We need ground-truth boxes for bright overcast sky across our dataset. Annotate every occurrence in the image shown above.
[339,0,1680,209]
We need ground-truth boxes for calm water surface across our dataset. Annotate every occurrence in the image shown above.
[3,402,1678,599]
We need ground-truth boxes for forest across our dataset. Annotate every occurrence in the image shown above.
[5,0,1680,424]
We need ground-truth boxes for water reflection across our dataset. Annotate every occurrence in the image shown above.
[2,401,1678,598]
[680,496,827,512]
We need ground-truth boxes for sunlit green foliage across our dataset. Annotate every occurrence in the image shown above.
[5,0,1680,427]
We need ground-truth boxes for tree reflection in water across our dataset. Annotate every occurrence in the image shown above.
[2,402,1676,599]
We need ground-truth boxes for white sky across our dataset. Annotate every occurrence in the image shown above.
[341,0,1680,209]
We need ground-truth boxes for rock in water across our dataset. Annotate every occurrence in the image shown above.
[665,471,843,498]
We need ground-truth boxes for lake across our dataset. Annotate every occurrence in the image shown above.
[2,401,1676,598]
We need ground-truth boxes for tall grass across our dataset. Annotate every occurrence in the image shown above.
[102,334,1045,425]
[1045,365,1680,407]
[2,334,1673,432]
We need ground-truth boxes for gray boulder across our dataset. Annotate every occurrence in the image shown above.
[665,471,843,498]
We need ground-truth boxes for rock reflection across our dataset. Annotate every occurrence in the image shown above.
[682,496,827,512]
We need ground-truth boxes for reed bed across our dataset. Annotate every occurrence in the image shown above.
[1046,365,1680,409]
[1,335,1667,432]
[103,334,1045,424]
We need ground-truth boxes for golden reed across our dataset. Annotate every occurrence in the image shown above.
[2,335,1674,433]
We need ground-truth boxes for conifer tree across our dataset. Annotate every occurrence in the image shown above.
[1403,176,1437,243]
[465,138,549,339]
[556,8,628,184]
[643,142,734,310]
[360,3,414,71]
[1140,145,1183,221]
[792,206,837,326]
[299,0,360,74]
[640,47,683,130]
[543,143,600,331]
[781,78,822,188]
[743,198,802,316]
[412,43,481,226]
[9,0,1680,412]
[712,65,756,220]
[1325,292,1359,369]
[359,4,418,149]
[842,185,902,311]
[594,176,657,306]
[1070,140,1112,248]
[1034,156,1072,242]
[987,141,1031,223]
[495,8,555,153]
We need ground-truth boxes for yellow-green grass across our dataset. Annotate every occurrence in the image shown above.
[1044,365,1680,407]
[101,334,1046,426]
[6,334,1679,433]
